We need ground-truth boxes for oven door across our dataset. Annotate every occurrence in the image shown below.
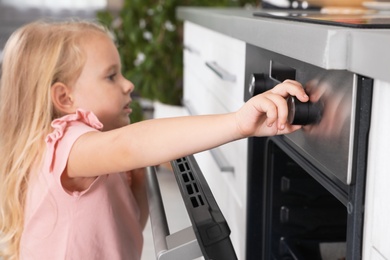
[244,45,373,259]
[146,155,237,260]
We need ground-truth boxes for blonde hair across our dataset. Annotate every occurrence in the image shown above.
[0,20,109,259]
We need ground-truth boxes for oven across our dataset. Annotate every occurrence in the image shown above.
[244,44,373,259]
[146,43,372,259]
[148,12,377,259]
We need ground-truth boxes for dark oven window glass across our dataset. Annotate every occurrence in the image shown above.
[263,140,347,260]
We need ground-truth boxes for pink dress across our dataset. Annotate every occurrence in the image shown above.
[20,110,143,260]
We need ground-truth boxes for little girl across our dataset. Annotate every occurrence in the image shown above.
[0,20,308,260]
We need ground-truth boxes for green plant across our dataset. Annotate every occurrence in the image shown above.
[97,0,257,109]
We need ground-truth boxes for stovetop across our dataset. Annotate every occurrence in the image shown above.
[253,11,390,28]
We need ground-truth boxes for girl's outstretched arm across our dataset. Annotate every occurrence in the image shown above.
[67,80,308,178]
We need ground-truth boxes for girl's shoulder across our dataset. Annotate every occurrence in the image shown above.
[44,109,103,177]
[47,109,103,143]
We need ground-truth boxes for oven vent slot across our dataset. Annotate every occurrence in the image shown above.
[175,157,205,209]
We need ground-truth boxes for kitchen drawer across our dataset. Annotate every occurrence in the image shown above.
[184,66,226,116]
[184,71,248,206]
[202,52,245,112]
[184,22,245,68]
[184,48,245,113]
[184,22,246,112]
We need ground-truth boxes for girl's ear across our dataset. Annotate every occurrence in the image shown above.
[51,82,75,114]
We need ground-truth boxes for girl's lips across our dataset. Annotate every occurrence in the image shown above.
[124,102,132,114]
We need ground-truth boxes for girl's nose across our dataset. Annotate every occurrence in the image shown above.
[124,78,135,94]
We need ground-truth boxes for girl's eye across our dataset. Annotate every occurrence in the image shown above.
[107,73,117,81]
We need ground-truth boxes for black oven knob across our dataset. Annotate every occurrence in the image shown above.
[287,96,322,125]
[249,73,275,97]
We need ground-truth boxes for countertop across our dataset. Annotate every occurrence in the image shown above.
[177,7,390,82]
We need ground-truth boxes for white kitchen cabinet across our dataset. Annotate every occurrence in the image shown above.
[183,21,248,260]
[363,80,390,260]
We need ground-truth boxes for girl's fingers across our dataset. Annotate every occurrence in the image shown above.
[271,80,309,102]
[264,93,289,129]
[249,79,309,133]
[255,93,289,130]
[256,96,278,127]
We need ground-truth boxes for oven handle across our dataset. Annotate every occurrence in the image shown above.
[205,61,237,82]
[145,167,169,255]
[146,166,203,260]
[184,100,235,173]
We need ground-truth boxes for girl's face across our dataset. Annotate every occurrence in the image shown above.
[71,33,134,131]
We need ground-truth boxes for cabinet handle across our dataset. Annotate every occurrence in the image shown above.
[184,44,201,56]
[210,148,235,173]
[205,61,237,83]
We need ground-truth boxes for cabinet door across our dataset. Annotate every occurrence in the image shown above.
[364,80,390,260]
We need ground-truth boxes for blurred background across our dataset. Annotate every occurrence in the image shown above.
[0,0,104,50]
[0,0,258,122]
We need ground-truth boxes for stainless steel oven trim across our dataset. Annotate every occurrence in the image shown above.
[268,60,279,84]
[268,60,276,83]
[347,74,358,184]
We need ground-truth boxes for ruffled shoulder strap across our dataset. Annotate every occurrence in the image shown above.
[45,109,103,173]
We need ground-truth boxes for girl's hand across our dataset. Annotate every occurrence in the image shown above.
[235,80,309,138]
